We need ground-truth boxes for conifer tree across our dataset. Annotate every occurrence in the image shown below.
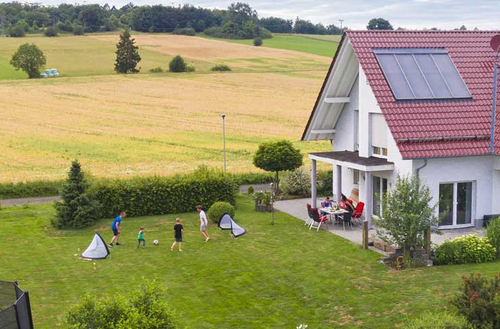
[53,160,100,228]
[114,29,141,74]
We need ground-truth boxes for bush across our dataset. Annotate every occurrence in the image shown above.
[211,64,232,72]
[186,64,195,72]
[434,234,497,265]
[227,172,273,185]
[0,180,63,199]
[403,311,471,329]
[207,201,235,223]
[88,174,237,218]
[452,273,500,329]
[317,170,333,196]
[247,186,254,195]
[45,26,58,37]
[67,280,178,329]
[8,25,25,37]
[169,55,187,72]
[282,167,310,196]
[253,37,263,46]
[486,217,500,259]
[203,21,272,40]
[149,67,164,73]
[172,27,196,36]
[52,160,100,229]
[72,25,85,35]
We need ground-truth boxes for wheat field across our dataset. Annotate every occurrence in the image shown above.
[0,34,333,182]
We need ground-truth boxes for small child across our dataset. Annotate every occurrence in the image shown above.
[137,227,145,248]
[170,218,183,252]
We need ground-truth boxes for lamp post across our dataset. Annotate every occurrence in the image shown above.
[220,114,226,173]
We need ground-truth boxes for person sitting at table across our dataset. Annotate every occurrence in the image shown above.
[339,194,355,213]
[322,196,332,208]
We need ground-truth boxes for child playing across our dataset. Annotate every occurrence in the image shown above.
[170,218,183,252]
[137,227,145,248]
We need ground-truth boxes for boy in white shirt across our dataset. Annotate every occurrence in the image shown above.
[196,205,210,242]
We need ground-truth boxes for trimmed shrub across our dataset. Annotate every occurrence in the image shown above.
[253,37,263,46]
[227,172,273,185]
[172,27,196,36]
[45,26,58,37]
[452,273,500,329]
[72,25,85,35]
[88,174,237,218]
[282,167,310,196]
[207,201,235,223]
[434,234,497,265]
[403,311,471,329]
[169,55,187,72]
[247,186,254,195]
[0,180,63,199]
[67,280,178,329]
[211,64,232,72]
[486,217,500,259]
[149,67,164,73]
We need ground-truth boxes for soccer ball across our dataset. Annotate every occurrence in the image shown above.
[153,240,159,245]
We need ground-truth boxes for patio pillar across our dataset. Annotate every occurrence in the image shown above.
[311,159,317,208]
[336,165,342,203]
[364,171,373,228]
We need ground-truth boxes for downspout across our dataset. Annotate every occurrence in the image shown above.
[415,158,427,181]
[491,45,500,154]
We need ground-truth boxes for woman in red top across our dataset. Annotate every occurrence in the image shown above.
[339,194,355,213]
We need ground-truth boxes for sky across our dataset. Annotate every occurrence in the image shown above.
[7,0,500,30]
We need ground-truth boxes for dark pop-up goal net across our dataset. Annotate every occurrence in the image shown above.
[0,281,34,329]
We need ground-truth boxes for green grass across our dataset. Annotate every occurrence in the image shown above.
[201,33,339,57]
[1,195,499,328]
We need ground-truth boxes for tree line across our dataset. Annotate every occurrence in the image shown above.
[0,1,344,38]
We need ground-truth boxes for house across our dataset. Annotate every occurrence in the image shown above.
[302,30,500,229]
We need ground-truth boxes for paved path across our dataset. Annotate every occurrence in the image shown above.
[0,196,61,207]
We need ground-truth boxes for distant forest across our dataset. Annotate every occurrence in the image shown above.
[0,2,343,38]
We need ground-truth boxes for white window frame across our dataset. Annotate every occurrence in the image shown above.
[438,181,476,228]
[372,176,388,217]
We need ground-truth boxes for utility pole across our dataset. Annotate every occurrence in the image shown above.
[339,19,344,32]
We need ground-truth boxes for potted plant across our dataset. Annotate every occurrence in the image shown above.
[253,191,272,212]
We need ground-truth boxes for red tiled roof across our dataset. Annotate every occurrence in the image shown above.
[346,30,500,158]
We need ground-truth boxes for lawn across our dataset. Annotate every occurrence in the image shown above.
[1,195,499,328]
[201,33,340,57]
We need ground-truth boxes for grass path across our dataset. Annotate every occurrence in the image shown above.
[0,195,499,328]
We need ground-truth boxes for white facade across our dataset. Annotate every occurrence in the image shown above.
[305,36,500,229]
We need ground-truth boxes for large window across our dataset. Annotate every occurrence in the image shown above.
[373,48,472,100]
[373,176,388,216]
[439,182,473,227]
[371,113,388,157]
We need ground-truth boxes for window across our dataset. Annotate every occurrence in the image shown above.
[373,48,471,100]
[353,169,359,185]
[439,182,473,227]
[372,146,388,156]
[373,176,388,216]
[371,113,388,157]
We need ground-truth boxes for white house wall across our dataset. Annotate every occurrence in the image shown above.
[419,156,497,226]
[492,169,500,214]
[332,77,359,152]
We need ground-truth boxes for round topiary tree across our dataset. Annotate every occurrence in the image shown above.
[169,55,187,72]
[253,140,303,193]
[207,201,235,224]
[10,43,46,78]
[253,37,263,46]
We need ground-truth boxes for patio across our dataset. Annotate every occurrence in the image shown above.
[274,198,486,253]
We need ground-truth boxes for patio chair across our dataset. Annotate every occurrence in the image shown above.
[305,203,314,226]
[309,207,329,231]
[351,202,365,225]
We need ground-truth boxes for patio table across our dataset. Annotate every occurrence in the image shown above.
[320,207,349,224]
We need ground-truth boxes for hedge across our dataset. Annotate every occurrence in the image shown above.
[0,180,64,199]
[88,175,238,218]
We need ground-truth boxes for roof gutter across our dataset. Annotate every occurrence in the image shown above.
[396,135,490,143]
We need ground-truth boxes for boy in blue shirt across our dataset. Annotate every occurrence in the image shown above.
[109,211,126,248]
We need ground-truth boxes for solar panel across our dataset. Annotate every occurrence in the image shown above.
[373,48,472,100]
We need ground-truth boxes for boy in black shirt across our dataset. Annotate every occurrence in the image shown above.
[170,218,184,252]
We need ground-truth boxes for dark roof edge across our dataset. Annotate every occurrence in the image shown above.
[301,33,348,141]
[402,153,500,160]
[346,30,500,33]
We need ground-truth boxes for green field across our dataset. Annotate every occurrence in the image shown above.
[200,33,340,57]
[1,196,498,328]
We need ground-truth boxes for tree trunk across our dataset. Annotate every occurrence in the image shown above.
[274,171,280,194]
